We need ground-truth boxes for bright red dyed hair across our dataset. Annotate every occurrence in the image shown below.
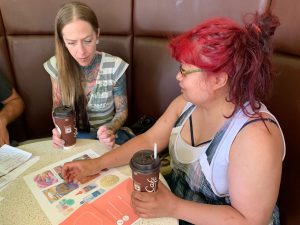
[169,12,280,116]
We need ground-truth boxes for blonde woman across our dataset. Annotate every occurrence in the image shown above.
[44,2,133,149]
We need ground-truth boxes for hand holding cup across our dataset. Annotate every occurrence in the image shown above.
[52,127,65,148]
[130,150,161,192]
[52,106,76,149]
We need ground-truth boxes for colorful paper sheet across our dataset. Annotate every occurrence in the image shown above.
[24,149,128,225]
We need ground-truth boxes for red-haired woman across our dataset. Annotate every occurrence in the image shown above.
[62,12,285,225]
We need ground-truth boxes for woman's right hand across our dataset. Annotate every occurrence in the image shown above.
[62,158,100,183]
[52,127,65,148]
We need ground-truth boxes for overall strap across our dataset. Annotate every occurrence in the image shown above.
[205,117,233,164]
[174,104,196,127]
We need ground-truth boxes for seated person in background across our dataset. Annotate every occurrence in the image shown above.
[62,11,285,225]
[0,73,24,146]
[44,2,133,149]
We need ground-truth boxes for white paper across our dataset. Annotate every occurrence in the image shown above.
[0,145,32,176]
[0,156,40,192]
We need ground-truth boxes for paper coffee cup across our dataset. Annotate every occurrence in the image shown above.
[53,106,76,149]
[130,150,161,192]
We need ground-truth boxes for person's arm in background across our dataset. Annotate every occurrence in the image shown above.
[108,74,128,132]
[97,74,128,148]
[0,88,24,146]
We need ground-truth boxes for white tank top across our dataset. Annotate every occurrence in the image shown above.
[169,102,286,197]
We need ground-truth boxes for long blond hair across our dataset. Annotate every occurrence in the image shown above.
[54,1,99,107]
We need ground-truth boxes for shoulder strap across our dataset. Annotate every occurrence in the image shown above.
[205,117,233,164]
[174,104,196,127]
[240,117,278,131]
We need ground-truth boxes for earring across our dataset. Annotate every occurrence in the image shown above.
[96,39,99,44]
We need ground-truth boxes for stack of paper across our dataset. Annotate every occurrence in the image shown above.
[0,144,39,190]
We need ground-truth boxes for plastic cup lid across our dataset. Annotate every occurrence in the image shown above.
[53,105,74,117]
[130,150,160,173]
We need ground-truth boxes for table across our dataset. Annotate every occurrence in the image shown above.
[0,139,178,225]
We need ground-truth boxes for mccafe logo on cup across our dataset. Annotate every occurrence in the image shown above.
[130,150,161,192]
[52,106,76,149]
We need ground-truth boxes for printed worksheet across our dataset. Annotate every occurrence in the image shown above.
[24,149,129,225]
[0,144,32,176]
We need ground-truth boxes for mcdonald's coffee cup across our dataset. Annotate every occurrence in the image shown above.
[130,150,161,192]
[53,106,76,149]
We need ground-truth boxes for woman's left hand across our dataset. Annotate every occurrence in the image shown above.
[131,181,178,218]
[97,125,115,149]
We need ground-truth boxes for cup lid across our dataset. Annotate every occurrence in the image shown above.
[53,105,74,117]
[130,150,160,173]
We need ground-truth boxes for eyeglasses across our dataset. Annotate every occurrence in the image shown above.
[179,65,203,76]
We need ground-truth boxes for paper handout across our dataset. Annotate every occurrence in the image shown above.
[24,149,130,225]
[0,144,32,176]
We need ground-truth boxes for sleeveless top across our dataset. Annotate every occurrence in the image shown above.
[43,52,128,131]
[167,102,286,225]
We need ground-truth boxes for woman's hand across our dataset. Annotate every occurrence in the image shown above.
[51,127,65,148]
[62,158,100,183]
[97,125,115,149]
[131,181,178,218]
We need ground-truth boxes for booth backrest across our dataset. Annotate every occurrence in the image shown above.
[0,0,299,224]
[270,0,300,224]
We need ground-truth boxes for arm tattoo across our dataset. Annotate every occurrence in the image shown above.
[113,74,126,97]
[106,74,128,132]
